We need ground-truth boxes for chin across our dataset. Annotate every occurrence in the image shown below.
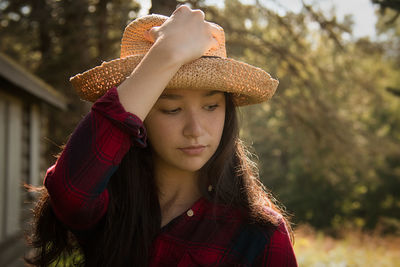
[172,158,209,173]
[177,162,206,173]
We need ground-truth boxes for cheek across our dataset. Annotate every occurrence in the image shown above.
[145,114,178,148]
[207,109,225,142]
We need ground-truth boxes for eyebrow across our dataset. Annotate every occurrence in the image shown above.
[159,90,222,100]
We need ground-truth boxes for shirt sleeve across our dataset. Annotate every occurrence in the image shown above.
[44,87,146,230]
[256,221,298,266]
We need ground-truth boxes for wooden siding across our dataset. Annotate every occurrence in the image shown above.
[0,98,6,242]
[0,53,66,266]
[0,92,23,239]
[29,104,41,186]
[0,91,43,266]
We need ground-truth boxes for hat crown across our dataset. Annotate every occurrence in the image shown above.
[120,14,227,59]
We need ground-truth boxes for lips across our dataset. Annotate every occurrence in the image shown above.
[178,145,207,156]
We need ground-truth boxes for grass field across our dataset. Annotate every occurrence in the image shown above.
[294,225,400,267]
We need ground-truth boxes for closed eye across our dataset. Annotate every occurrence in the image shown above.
[204,104,219,111]
[161,108,181,114]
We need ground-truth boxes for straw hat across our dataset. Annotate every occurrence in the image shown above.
[70,14,278,106]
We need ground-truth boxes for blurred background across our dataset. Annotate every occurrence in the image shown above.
[0,0,399,266]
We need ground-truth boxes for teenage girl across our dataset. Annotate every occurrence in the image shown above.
[26,5,298,267]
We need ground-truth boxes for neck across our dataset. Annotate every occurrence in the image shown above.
[153,158,202,227]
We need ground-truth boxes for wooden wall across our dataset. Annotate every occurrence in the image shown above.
[0,90,46,266]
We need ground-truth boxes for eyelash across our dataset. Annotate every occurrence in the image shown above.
[161,104,219,114]
[161,108,180,114]
[205,104,219,111]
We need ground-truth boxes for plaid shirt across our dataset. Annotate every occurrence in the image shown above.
[44,87,297,266]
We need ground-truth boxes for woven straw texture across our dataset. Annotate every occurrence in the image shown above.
[70,14,278,106]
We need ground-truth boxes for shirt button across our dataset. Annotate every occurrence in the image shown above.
[186,209,194,217]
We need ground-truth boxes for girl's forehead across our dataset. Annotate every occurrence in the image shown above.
[160,89,224,99]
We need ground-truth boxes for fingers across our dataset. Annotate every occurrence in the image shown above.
[172,4,189,16]
[144,26,159,43]
[192,9,205,20]
[143,6,221,52]
[173,4,205,20]
[173,4,202,16]
[145,6,203,43]
[173,6,220,49]
[143,29,153,42]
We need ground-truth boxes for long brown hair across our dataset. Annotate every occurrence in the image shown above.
[25,93,291,266]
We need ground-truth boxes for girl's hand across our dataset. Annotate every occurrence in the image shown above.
[144,5,220,65]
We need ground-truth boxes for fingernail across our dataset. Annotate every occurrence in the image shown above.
[144,30,151,41]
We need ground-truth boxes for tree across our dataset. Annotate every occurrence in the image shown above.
[150,0,178,15]
[199,0,400,231]
[373,0,400,24]
[0,0,141,160]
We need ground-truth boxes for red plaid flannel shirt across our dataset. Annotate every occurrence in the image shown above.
[44,87,297,266]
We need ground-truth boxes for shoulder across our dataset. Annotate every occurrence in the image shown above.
[237,206,298,266]
[222,205,297,266]
[251,208,298,267]
[200,200,298,266]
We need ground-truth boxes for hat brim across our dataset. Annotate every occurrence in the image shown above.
[70,55,278,106]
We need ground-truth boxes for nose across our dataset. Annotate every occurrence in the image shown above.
[182,110,204,139]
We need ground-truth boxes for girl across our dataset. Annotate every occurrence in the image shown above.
[26,5,297,267]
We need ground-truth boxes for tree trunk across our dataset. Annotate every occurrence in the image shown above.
[150,0,178,16]
[97,0,109,59]
[31,0,52,70]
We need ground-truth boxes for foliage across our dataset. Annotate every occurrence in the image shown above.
[196,0,400,231]
[373,0,400,25]
[0,0,141,160]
